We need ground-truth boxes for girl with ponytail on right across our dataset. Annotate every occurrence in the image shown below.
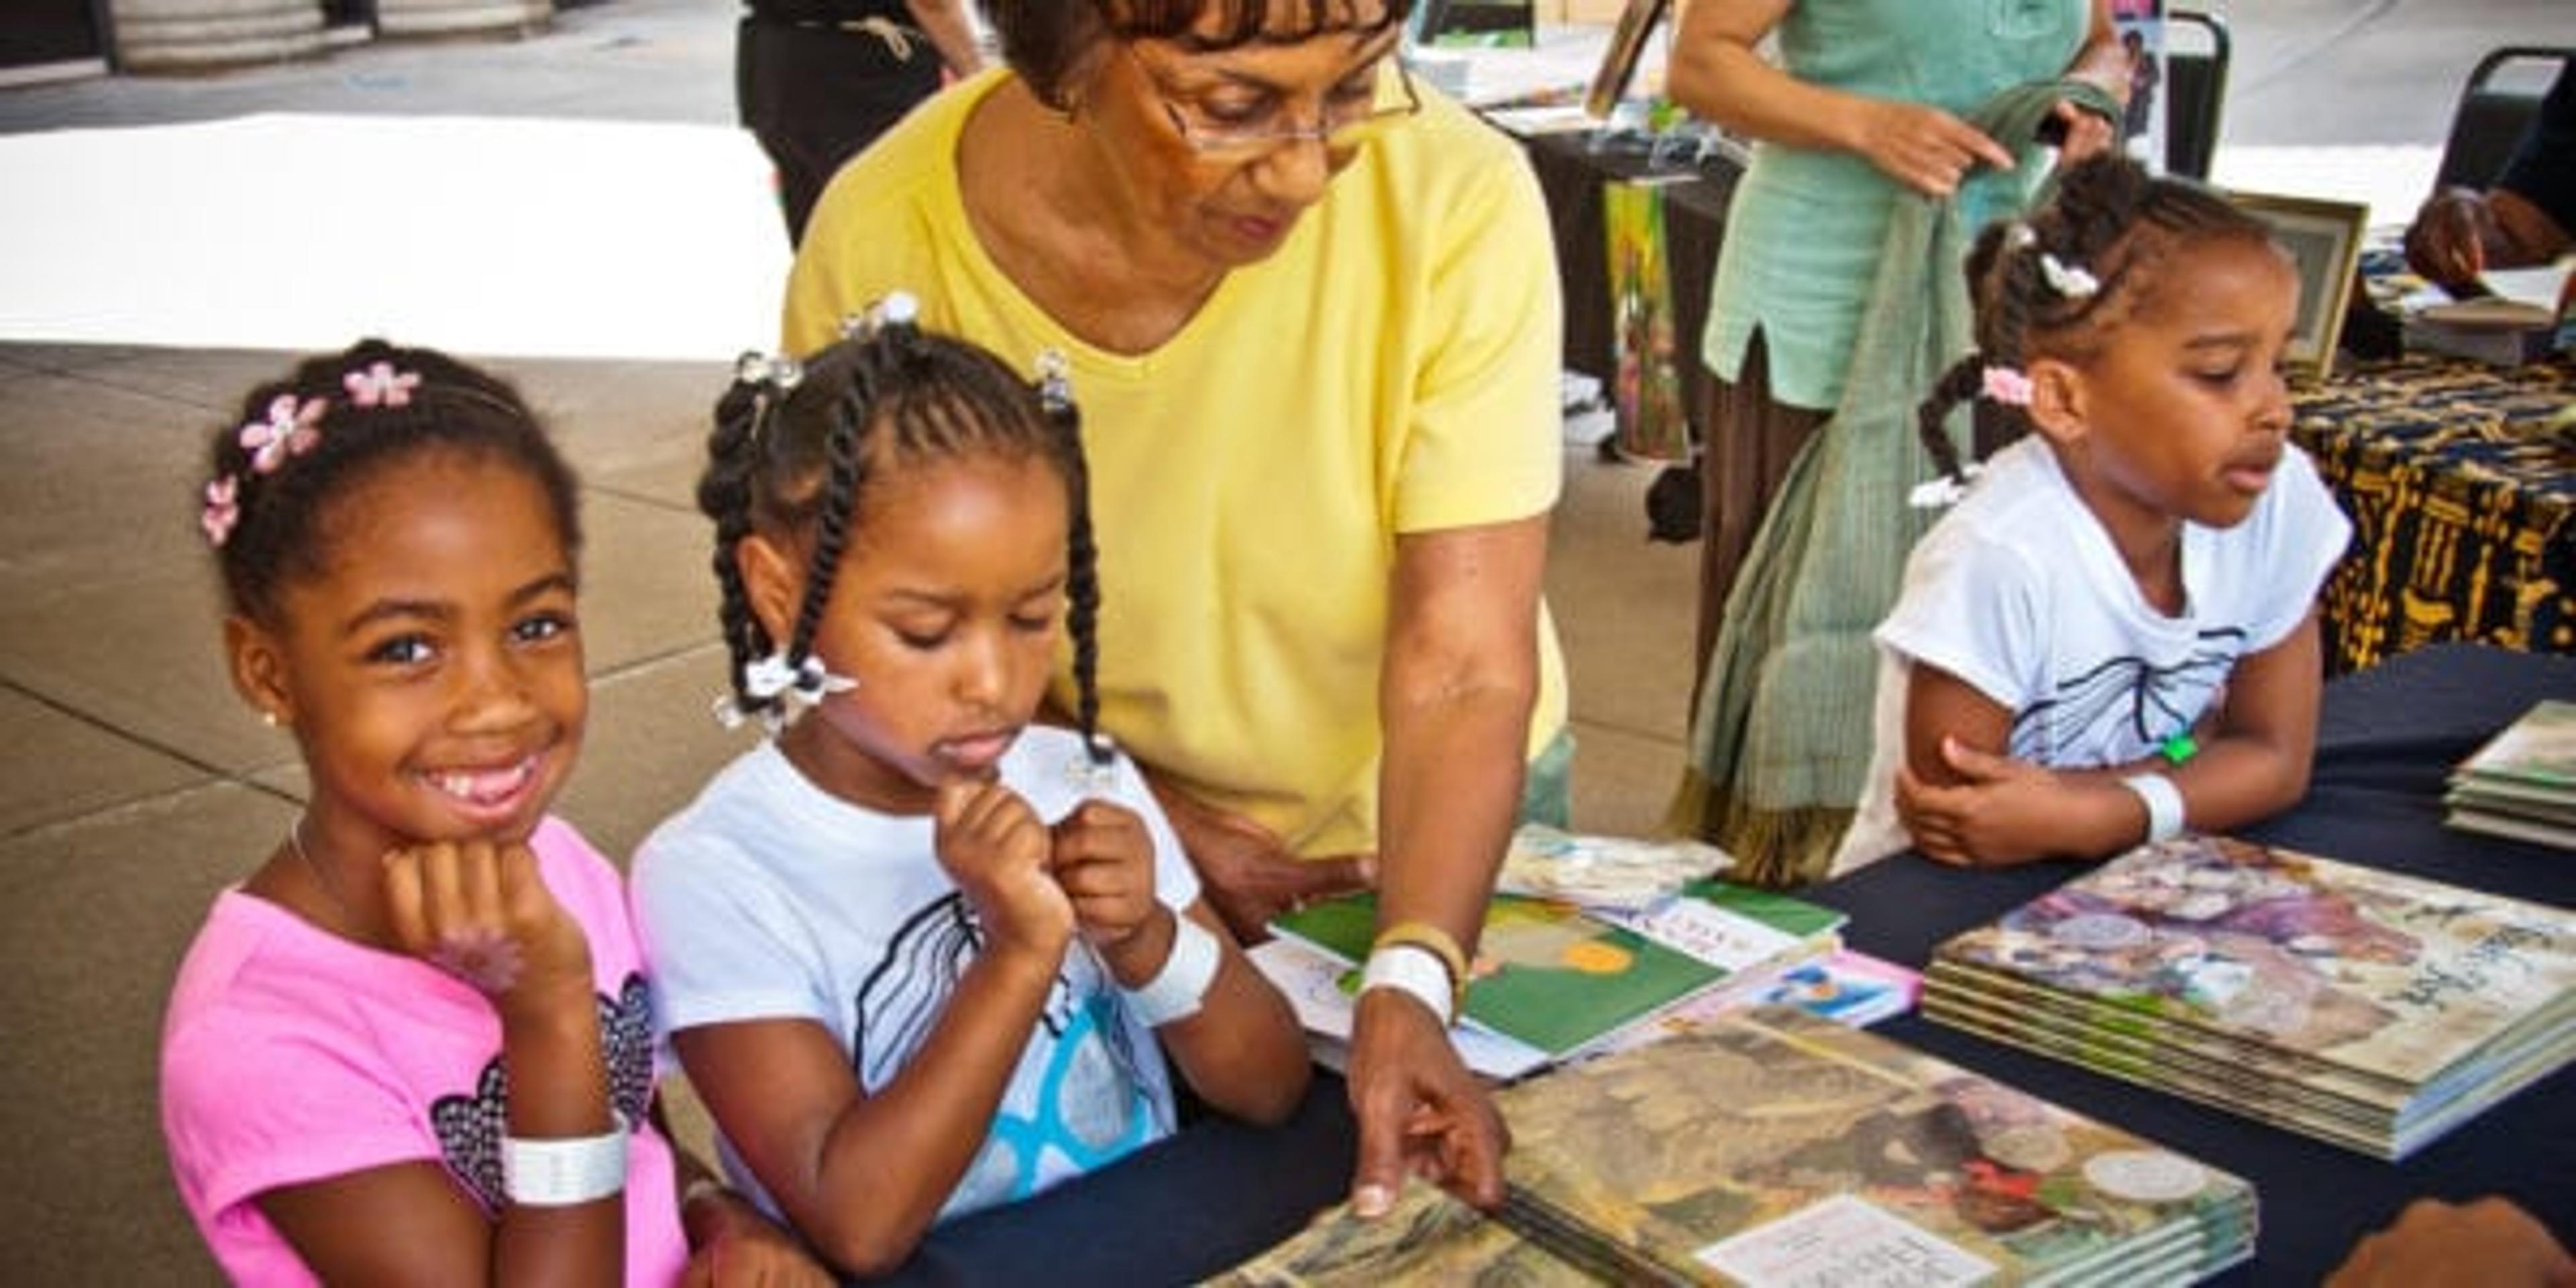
[629,296,1307,1277]
[1829,153,2353,875]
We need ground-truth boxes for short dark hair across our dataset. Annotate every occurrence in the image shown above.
[201,339,580,625]
[981,0,1413,109]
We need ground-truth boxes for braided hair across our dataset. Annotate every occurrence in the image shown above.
[199,339,580,625]
[700,307,1108,761]
[1915,153,2277,486]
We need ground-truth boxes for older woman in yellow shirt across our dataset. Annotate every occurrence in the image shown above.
[783,0,1566,1221]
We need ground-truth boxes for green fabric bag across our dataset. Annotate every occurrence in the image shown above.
[1673,79,2123,886]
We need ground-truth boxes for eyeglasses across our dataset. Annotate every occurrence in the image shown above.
[1121,41,1421,156]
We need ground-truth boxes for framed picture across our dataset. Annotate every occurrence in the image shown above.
[1417,0,1534,48]
[1583,0,1672,118]
[2224,189,2369,378]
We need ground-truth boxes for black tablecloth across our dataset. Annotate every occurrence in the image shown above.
[875,643,2573,1285]
[2287,355,2576,673]
[877,1070,1355,1285]
[1816,643,2576,1285]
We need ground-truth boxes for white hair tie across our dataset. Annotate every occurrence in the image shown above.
[1908,462,1984,510]
[2039,252,2100,299]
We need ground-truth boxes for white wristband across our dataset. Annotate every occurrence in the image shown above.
[502,1112,628,1208]
[1122,912,1220,1027]
[1360,943,1457,1027]
[2121,772,2186,845]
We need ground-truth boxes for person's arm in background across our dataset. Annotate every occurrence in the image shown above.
[904,0,983,78]
[2406,64,2575,288]
[2328,1197,2576,1288]
[1664,0,2014,197]
[2048,0,2129,165]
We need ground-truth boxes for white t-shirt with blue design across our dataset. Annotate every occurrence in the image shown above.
[632,727,1193,1224]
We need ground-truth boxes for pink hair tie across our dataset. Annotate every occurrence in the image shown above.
[201,475,241,547]
[239,394,325,474]
[343,361,421,409]
[1980,365,2034,407]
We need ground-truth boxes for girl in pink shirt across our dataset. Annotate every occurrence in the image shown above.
[159,340,822,1285]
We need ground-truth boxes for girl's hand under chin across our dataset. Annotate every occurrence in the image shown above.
[381,839,594,1014]
[934,778,1074,958]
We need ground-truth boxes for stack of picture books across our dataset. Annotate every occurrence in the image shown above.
[1227,1006,2257,1286]
[2445,699,2576,850]
[1258,874,1849,1079]
[2400,261,2571,367]
[1923,834,2576,1160]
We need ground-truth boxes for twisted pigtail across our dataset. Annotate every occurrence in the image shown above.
[784,371,872,685]
[1910,217,2041,499]
[1036,354,1108,767]
[700,362,787,726]
[1914,354,1987,485]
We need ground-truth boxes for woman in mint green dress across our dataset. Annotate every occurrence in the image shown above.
[1668,0,2130,881]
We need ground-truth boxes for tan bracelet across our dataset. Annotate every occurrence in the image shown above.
[1372,919,1470,1016]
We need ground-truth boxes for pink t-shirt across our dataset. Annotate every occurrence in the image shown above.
[160,817,689,1285]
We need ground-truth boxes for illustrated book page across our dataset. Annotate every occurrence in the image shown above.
[1271,892,1725,1059]
[2457,700,2576,790]
[1226,1006,2255,1286]
[1931,834,2576,1088]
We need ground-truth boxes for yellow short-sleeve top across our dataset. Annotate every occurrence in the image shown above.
[785,70,1568,859]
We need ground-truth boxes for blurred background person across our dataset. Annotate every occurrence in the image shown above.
[739,0,982,245]
[2404,62,2572,292]
[1665,0,2128,883]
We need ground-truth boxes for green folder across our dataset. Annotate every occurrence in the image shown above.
[1271,892,1727,1059]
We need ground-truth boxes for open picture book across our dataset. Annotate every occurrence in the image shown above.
[1226,1006,2256,1286]
[1267,881,1843,1071]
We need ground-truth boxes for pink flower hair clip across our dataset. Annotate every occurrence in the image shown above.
[1980,365,2035,407]
[343,361,421,409]
[239,394,326,474]
[201,474,241,547]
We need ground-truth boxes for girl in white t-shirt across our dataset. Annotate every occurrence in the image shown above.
[635,297,1309,1277]
[1833,155,2352,875]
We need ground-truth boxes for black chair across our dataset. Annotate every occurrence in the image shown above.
[2163,7,2229,181]
[2432,46,2573,191]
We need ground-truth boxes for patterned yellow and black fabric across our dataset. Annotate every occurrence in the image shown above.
[2290,354,2574,673]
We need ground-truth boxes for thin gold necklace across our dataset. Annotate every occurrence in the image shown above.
[286,814,352,924]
